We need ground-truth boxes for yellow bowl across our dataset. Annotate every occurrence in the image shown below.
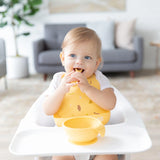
[63,116,105,145]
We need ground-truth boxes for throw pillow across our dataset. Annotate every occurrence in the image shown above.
[115,19,136,50]
[86,20,115,50]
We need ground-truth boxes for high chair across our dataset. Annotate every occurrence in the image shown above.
[9,87,152,160]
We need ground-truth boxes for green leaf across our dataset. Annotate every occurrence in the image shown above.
[0,12,6,17]
[26,7,39,16]
[23,4,30,11]
[23,32,30,36]
[22,18,34,26]
[28,0,42,6]
[16,32,30,37]
[0,1,4,6]
[13,14,22,23]
[11,0,20,5]
[0,21,7,27]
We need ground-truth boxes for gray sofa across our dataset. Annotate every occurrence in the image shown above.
[33,24,143,80]
[0,39,7,89]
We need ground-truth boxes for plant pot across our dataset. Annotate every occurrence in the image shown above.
[7,56,29,79]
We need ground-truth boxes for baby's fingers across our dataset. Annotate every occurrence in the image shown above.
[66,77,78,83]
[65,71,74,77]
[66,82,78,87]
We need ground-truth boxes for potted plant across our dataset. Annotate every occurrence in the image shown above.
[0,0,42,78]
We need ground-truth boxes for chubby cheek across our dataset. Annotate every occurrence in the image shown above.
[87,62,97,70]
[84,66,96,77]
[64,61,74,72]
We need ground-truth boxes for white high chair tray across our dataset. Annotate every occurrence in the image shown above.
[9,88,152,157]
[9,122,151,156]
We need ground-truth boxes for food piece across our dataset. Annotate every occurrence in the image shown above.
[74,68,84,73]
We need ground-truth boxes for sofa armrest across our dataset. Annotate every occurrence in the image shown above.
[0,39,6,61]
[0,39,7,77]
[133,36,144,69]
[33,39,45,68]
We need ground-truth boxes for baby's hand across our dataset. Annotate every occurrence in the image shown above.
[71,72,90,92]
[59,71,77,94]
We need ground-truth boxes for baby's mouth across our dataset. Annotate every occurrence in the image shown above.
[73,68,85,73]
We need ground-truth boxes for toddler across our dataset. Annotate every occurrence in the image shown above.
[43,27,117,160]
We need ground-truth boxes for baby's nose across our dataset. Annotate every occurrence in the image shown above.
[75,58,83,64]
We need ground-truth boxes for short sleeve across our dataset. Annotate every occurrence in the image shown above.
[95,70,112,90]
[44,72,64,96]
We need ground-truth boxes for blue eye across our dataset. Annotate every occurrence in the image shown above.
[70,54,76,58]
[85,56,91,60]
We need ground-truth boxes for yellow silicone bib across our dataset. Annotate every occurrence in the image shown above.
[54,74,110,127]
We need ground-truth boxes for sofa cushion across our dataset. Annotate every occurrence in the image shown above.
[102,49,136,63]
[38,50,62,65]
[45,39,60,50]
[44,24,86,50]
[86,20,115,50]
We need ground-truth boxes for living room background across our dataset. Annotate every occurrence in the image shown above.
[0,0,160,74]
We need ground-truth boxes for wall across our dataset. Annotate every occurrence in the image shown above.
[0,0,160,74]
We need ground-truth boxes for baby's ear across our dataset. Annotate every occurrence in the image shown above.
[60,52,65,66]
[96,58,101,69]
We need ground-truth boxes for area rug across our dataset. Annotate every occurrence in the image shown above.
[0,70,160,160]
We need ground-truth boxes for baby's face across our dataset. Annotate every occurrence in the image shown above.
[61,40,101,78]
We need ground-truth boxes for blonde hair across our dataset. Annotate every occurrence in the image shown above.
[61,27,102,59]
